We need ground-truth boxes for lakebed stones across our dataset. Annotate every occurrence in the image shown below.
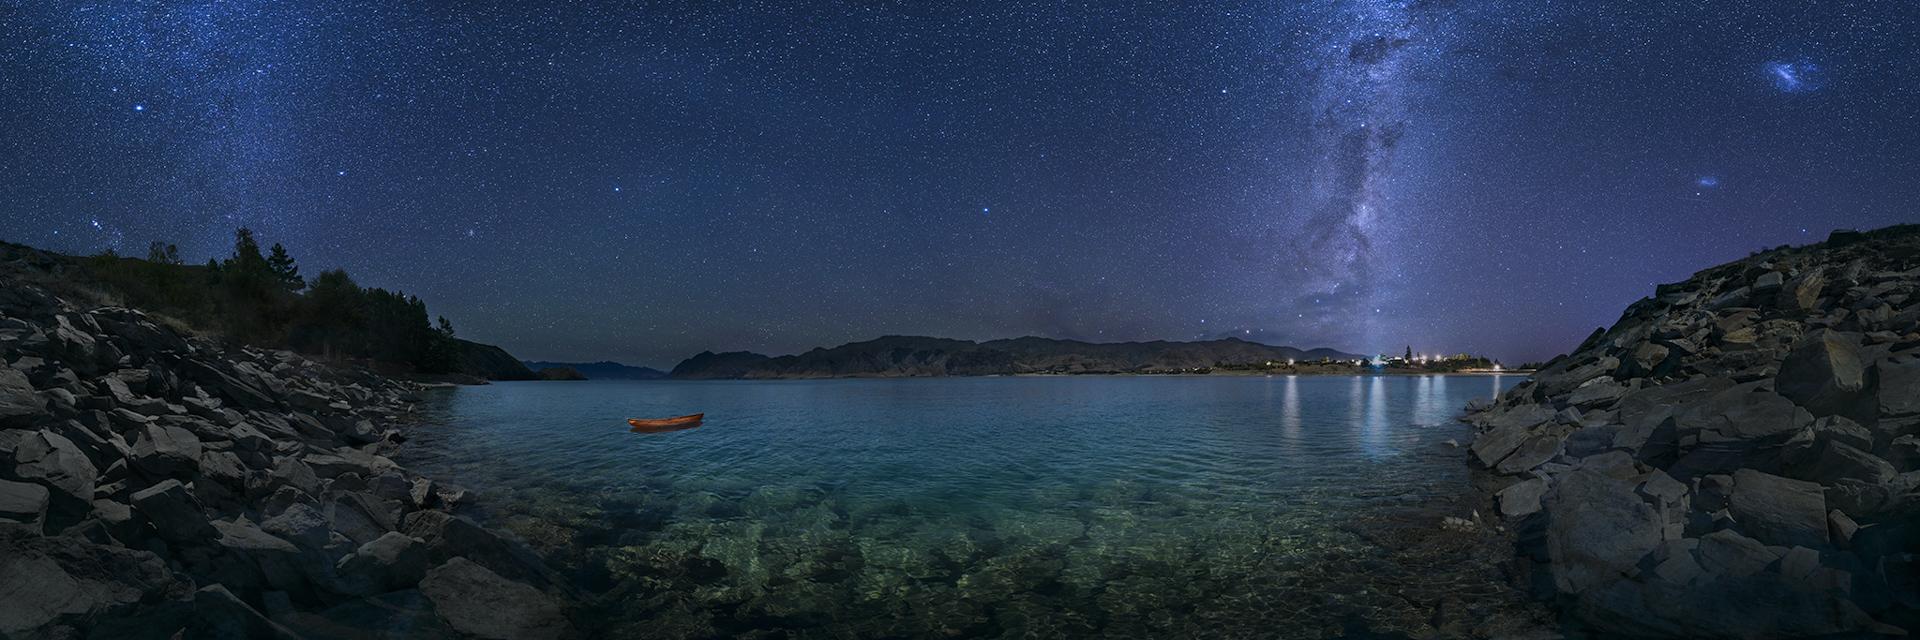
[1468,225,1920,636]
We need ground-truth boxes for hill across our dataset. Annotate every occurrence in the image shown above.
[668,334,1363,379]
[521,361,667,380]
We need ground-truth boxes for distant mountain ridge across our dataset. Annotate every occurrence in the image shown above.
[522,360,667,380]
[668,335,1363,379]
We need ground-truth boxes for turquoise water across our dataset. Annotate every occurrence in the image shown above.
[400,375,1538,638]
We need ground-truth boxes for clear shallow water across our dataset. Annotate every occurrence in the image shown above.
[400,375,1537,638]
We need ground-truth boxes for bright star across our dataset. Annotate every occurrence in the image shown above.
[132,104,145,112]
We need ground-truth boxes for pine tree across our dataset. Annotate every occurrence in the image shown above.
[1404,345,1413,361]
[226,228,270,276]
[267,242,304,291]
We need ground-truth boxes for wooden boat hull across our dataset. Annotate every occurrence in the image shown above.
[628,414,703,433]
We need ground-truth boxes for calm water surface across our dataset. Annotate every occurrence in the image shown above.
[400,375,1534,638]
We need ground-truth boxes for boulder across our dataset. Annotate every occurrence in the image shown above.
[1470,405,1554,467]
[1496,432,1566,475]
[335,532,430,596]
[0,366,45,424]
[1776,330,1867,418]
[130,479,214,543]
[131,423,203,478]
[261,502,332,550]
[1622,343,1670,378]
[1570,378,1629,408]
[1545,470,1663,594]
[1695,529,1780,577]
[1793,438,1896,485]
[1878,352,1920,417]
[1727,469,1827,547]
[330,493,397,545]
[208,519,307,594]
[1497,478,1547,518]
[188,584,303,639]
[0,538,185,635]
[418,558,574,640]
[0,478,50,535]
[1777,268,1828,312]
[9,430,98,509]
[1674,382,1811,443]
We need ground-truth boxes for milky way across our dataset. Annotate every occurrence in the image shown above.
[3,2,1917,367]
[1291,0,1431,350]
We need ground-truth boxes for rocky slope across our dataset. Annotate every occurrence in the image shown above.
[669,334,1361,379]
[1465,225,1920,637]
[0,279,577,636]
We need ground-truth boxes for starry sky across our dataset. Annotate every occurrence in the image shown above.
[3,1,1917,369]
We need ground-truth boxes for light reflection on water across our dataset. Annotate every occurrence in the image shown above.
[399,375,1526,638]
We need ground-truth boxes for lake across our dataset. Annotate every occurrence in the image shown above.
[398,375,1548,638]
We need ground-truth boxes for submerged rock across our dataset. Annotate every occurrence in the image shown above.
[419,557,574,640]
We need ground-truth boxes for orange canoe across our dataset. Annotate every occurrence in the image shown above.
[628,413,704,433]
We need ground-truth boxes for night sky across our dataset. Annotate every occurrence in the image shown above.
[3,2,1916,368]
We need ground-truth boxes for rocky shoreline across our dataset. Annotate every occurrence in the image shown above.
[0,279,579,636]
[1465,225,1920,637]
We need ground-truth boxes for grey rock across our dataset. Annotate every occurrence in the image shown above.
[1890,435,1920,471]
[262,502,332,550]
[1497,478,1547,518]
[1728,469,1828,547]
[10,429,98,508]
[0,478,50,535]
[1496,432,1566,475]
[1827,509,1859,546]
[1879,352,1920,417]
[1778,268,1828,312]
[0,537,186,635]
[1546,470,1663,594]
[1470,405,1554,468]
[1622,342,1670,378]
[131,423,203,478]
[418,558,574,640]
[130,479,214,542]
[1794,438,1896,485]
[209,519,307,594]
[189,584,303,640]
[0,366,45,424]
[1695,529,1779,577]
[335,532,429,596]
[1776,330,1867,418]
[1577,450,1640,480]
[1674,382,1811,443]
[330,493,397,545]
[1569,378,1629,408]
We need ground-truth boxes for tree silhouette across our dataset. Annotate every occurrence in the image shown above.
[267,243,304,291]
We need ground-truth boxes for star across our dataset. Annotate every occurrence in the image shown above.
[132,104,145,112]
